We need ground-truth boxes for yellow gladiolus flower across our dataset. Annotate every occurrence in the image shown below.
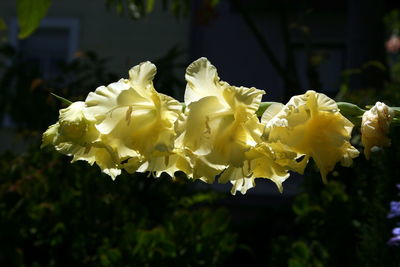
[221,141,307,194]
[176,57,265,183]
[361,101,394,159]
[263,90,359,183]
[83,61,182,174]
[42,101,121,179]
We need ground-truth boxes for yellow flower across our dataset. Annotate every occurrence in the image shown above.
[176,57,265,183]
[42,101,121,179]
[83,61,182,173]
[361,101,394,159]
[42,101,98,150]
[220,141,307,194]
[263,90,359,183]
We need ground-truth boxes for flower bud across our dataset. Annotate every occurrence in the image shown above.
[361,102,394,159]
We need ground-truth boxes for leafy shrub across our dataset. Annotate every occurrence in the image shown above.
[0,146,237,266]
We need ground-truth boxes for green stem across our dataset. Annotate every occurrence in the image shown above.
[50,93,73,105]
[337,102,366,127]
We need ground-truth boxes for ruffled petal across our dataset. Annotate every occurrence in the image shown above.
[230,177,256,195]
[128,61,157,95]
[83,62,182,162]
[263,90,359,182]
[179,58,265,190]
[184,57,225,105]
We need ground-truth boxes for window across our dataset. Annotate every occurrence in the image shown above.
[8,18,79,78]
[1,18,80,128]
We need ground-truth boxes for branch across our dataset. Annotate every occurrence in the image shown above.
[229,0,293,88]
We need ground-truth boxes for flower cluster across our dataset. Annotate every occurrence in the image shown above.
[388,185,400,246]
[43,58,361,194]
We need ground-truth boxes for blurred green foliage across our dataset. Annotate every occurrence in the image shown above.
[0,146,237,266]
[268,150,400,266]
[384,9,400,35]
[17,0,52,39]
[0,17,6,32]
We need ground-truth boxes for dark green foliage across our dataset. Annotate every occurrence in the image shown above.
[0,146,237,266]
[267,78,400,266]
[268,153,400,266]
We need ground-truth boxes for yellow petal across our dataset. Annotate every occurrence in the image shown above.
[41,123,60,148]
[192,155,226,183]
[71,145,121,180]
[222,85,264,115]
[178,58,266,186]
[84,82,131,122]
[136,153,192,178]
[84,62,182,161]
[264,90,359,182]
[245,143,292,193]
[182,96,226,155]
[230,176,256,195]
[128,61,157,96]
[261,103,285,124]
[184,57,226,105]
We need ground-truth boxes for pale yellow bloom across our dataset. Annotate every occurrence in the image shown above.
[83,62,182,174]
[221,141,307,194]
[361,101,394,159]
[263,90,359,183]
[42,101,121,179]
[42,60,369,195]
[176,57,265,184]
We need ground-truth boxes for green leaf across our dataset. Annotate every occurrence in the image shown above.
[146,0,155,14]
[256,101,277,117]
[0,17,7,31]
[210,0,220,7]
[50,93,73,105]
[17,0,52,39]
[116,0,123,14]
